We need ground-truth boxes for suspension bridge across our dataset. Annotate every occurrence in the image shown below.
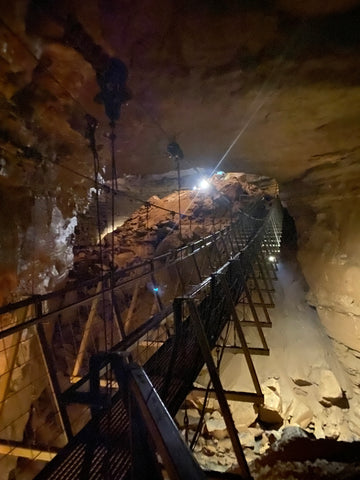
[0,195,282,480]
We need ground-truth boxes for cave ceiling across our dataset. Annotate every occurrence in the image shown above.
[1,0,360,358]
[1,0,360,191]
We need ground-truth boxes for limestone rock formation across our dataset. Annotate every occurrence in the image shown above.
[0,0,360,363]
[2,1,360,478]
[72,171,262,278]
[318,369,343,406]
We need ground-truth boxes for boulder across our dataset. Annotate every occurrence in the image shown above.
[322,407,344,440]
[238,430,256,449]
[338,422,358,442]
[205,411,228,440]
[217,438,232,453]
[306,419,325,439]
[284,398,313,428]
[263,378,281,394]
[203,445,217,456]
[274,426,308,450]
[265,429,282,445]
[229,401,258,430]
[318,369,343,405]
[257,385,283,425]
[175,408,201,429]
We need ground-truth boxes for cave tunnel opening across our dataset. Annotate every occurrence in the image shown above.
[280,207,297,252]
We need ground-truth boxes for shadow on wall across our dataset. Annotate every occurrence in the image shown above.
[281,208,298,251]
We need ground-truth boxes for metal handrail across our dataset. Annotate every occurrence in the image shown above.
[59,199,278,402]
[0,197,267,340]
[27,197,282,480]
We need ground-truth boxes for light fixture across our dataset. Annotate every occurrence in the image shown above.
[199,178,210,190]
[268,255,276,262]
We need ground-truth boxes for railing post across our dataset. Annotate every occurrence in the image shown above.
[161,298,183,400]
[36,321,73,441]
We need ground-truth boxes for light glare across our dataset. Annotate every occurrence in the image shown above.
[199,179,210,190]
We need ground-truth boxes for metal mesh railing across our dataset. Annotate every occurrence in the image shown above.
[0,197,283,479]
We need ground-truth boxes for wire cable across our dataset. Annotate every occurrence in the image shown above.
[0,14,267,241]
[133,99,172,141]
[0,15,227,226]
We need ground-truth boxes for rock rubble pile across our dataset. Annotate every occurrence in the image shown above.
[175,367,360,474]
[72,172,264,279]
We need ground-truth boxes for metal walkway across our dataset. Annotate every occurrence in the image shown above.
[0,197,282,480]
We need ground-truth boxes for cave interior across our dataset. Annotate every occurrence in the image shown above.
[1,1,360,479]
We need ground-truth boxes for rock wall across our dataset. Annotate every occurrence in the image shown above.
[282,157,360,353]
[175,248,360,475]
[1,1,360,338]
[1,1,360,475]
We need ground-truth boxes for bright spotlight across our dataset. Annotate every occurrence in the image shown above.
[199,178,210,190]
[216,171,225,175]
[268,255,276,262]
[153,286,159,293]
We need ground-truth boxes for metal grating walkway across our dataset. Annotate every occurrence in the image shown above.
[0,197,283,480]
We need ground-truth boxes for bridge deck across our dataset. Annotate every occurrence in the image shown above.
[0,198,283,480]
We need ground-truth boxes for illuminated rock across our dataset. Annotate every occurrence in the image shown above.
[258,385,283,425]
[318,369,343,404]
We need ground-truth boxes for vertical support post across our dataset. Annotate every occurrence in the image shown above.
[36,321,73,441]
[258,250,275,292]
[248,261,272,324]
[262,238,278,279]
[217,274,263,396]
[230,222,242,251]
[161,298,182,400]
[150,264,163,312]
[226,227,236,257]
[203,239,216,272]
[89,354,101,418]
[212,234,224,267]
[220,231,231,259]
[187,298,252,479]
[126,280,140,324]
[237,258,272,332]
[72,281,102,380]
[176,158,182,241]
[255,253,275,306]
[191,252,202,282]
[111,289,127,340]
